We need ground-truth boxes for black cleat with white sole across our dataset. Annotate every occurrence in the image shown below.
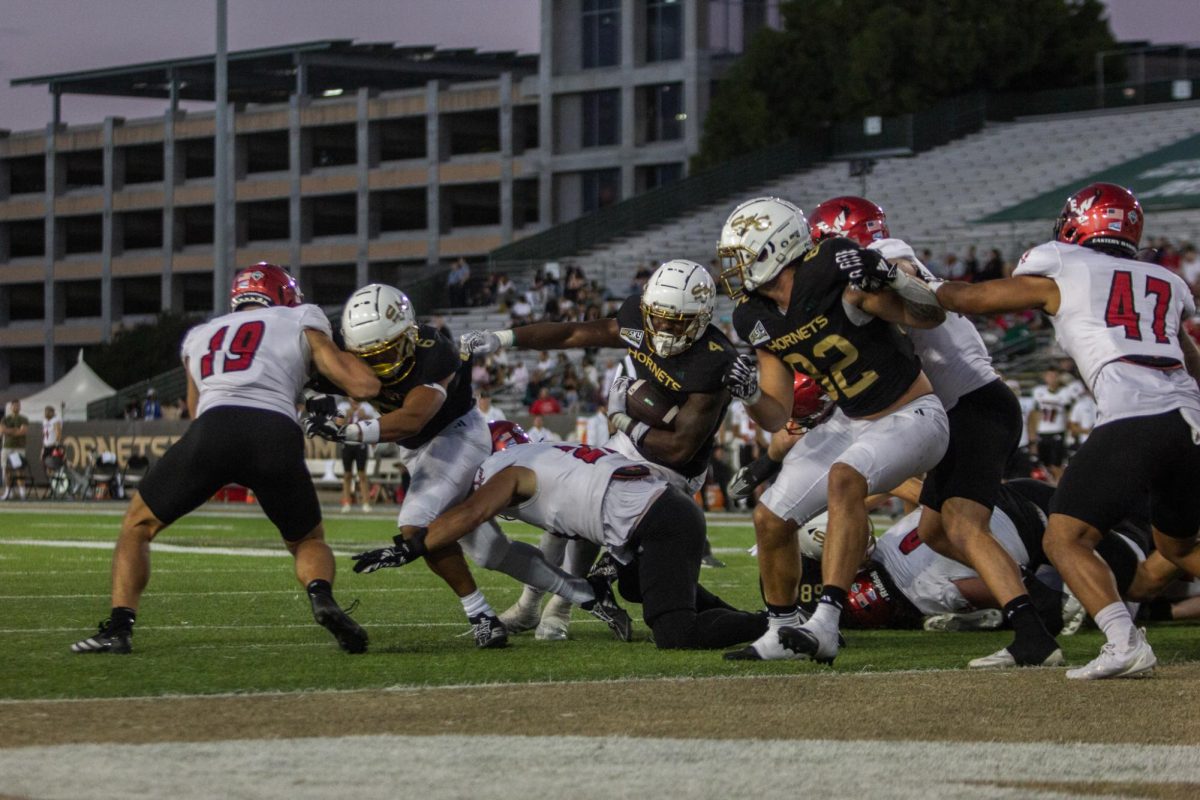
[70,619,132,654]
[470,613,509,649]
[777,625,838,665]
[581,574,633,642]
[311,594,369,654]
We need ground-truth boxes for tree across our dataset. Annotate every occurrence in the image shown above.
[694,0,1117,170]
[85,312,199,389]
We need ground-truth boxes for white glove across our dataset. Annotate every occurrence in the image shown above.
[342,418,381,445]
[607,375,632,417]
[460,329,513,357]
[723,354,762,405]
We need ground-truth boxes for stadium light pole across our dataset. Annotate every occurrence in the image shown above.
[212,0,230,313]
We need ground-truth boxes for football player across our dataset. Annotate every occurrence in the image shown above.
[352,438,768,649]
[71,263,380,654]
[460,260,737,633]
[718,196,949,664]
[930,182,1200,679]
[307,284,509,647]
[808,196,1062,669]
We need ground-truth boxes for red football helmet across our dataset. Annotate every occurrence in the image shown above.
[1053,182,1143,257]
[844,568,906,629]
[809,196,889,247]
[230,263,302,310]
[785,373,834,434]
[489,420,530,452]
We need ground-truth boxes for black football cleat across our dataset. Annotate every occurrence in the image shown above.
[470,613,509,649]
[581,574,633,642]
[777,625,838,665]
[70,619,132,654]
[311,594,369,654]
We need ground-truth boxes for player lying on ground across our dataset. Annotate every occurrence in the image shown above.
[71,263,379,655]
[930,182,1200,680]
[352,438,767,649]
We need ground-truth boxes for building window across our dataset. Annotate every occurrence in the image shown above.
[636,162,684,193]
[646,0,683,63]
[641,83,684,143]
[582,90,621,148]
[581,168,620,213]
[582,0,620,68]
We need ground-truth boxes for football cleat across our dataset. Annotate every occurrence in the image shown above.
[535,598,572,641]
[725,626,809,661]
[587,552,620,583]
[470,613,509,649]
[311,594,369,654]
[923,609,1004,632]
[1060,590,1086,637]
[581,574,633,642]
[1066,627,1156,680]
[701,553,727,569]
[968,645,1064,669]
[777,624,839,665]
[499,596,544,635]
[70,619,132,654]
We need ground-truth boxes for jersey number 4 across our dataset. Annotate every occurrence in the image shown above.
[1104,270,1172,344]
[199,321,266,378]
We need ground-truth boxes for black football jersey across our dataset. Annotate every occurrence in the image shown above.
[732,237,921,418]
[615,294,735,480]
[314,324,475,449]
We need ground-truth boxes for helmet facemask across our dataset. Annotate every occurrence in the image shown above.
[642,302,711,357]
[352,327,417,384]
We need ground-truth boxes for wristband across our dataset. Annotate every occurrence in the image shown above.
[357,418,381,445]
[610,412,634,434]
[496,329,516,348]
[627,420,651,447]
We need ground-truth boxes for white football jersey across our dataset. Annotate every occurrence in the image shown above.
[1015,241,1200,424]
[1069,394,1097,444]
[182,304,332,422]
[1017,395,1035,448]
[1030,384,1072,434]
[476,442,666,556]
[874,507,1030,616]
[870,238,997,410]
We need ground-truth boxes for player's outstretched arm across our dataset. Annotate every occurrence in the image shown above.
[305,329,380,400]
[375,378,451,443]
[933,276,1060,316]
[462,318,620,356]
[850,284,945,329]
[424,467,534,551]
[636,389,727,468]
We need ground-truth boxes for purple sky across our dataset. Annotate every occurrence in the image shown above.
[0,0,1196,133]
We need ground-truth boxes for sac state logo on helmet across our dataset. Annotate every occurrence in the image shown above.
[342,284,419,383]
[230,262,302,310]
[1053,182,1144,257]
[640,259,717,357]
[489,420,530,453]
[717,197,812,301]
[809,196,889,248]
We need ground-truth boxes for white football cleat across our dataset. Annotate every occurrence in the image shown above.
[499,598,543,635]
[1066,628,1156,680]
[535,597,571,641]
[968,646,1064,669]
[923,609,1003,632]
[1059,590,1086,637]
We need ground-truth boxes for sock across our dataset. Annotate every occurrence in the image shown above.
[111,606,136,630]
[766,602,800,630]
[1004,595,1059,663]
[305,579,333,599]
[809,586,846,630]
[1094,601,1135,649]
[460,590,494,620]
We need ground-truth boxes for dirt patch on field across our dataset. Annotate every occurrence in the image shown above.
[5,665,1200,749]
[970,781,1200,800]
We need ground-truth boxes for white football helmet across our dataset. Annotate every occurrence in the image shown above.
[717,197,811,301]
[797,512,876,562]
[641,259,717,357]
[341,284,419,383]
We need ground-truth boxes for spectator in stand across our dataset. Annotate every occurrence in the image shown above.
[977,248,1005,282]
[447,258,471,307]
[471,359,491,391]
[494,273,516,309]
[526,415,562,444]
[531,350,559,386]
[525,275,549,313]
[943,252,967,280]
[477,391,506,423]
[529,386,563,415]
[921,248,943,278]
[1180,243,1200,296]
[508,361,530,401]
[123,399,142,420]
[585,402,610,447]
[1,400,29,500]
[963,246,980,281]
[142,388,163,420]
[510,297,533,327]
[560,364,581,410]
[563,265,587,303]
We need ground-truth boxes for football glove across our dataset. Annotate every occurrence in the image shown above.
[303,393,339,418]
[606,375,633,416]
[728,455,784,501]
[460,329,509,357]
[723,354,762,405]
[352,531,429,574]
[304,413,345,442]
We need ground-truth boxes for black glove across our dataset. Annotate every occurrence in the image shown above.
[837,248,895,293]
[728,455,783,500]
[723,354,762,404]
[351,531,428,574]
[304,393,339,418]
[304,414,345,442]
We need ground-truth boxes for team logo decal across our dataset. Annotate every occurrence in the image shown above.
[619,327,644,347]
[817,209,849,236]
[691,282,715,302]
[1068,193,1096,221]
[748,320,770,346]
[1128,210,1139,225]
[729,214,771,236]
[708,340,724,352]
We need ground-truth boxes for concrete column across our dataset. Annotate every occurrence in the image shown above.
[682,0,704,167]
[288,97,303,271]
[619,0,637,200]
[537,0,555,226]
[42,124,57,382]
[355,88,371,287]
[161,108,177,310]
[424,80,441,266]
[499,73,515,244]
[101,117,117,340]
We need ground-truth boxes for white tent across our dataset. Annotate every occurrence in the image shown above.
[21,351,115,421]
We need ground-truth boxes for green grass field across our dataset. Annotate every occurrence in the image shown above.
[3,505,1199,701]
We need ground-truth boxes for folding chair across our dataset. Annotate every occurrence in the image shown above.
[122,454,151,496]
[40,448,72,500]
